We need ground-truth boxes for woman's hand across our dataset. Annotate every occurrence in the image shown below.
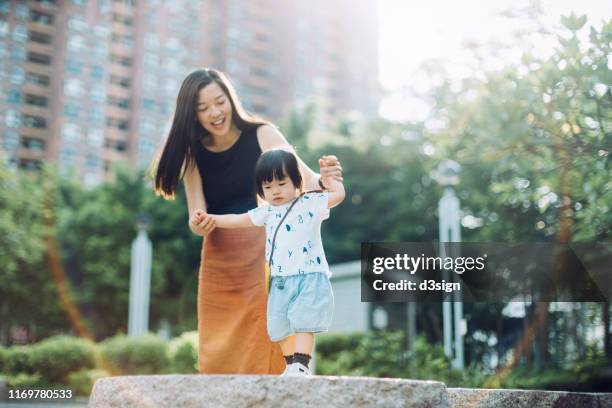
[189,209,216,237]
[318,155,343,188]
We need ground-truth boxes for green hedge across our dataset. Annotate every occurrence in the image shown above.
[167,331,198,374]
[99,334,170,375]
[0,336,96,389]
[0,333,200,396]
[0,346,6,373]
[30,336,97,383]
[316,331,484,386]
[2,345,36,375]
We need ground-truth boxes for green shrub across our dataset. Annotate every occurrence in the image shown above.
[2,372,45,389]
[29,336,97,384]
[316,331,471,384]
[0,346,6,373]
[100,334,170,374]
[168,331,198,374]
[2,346,36,375]
[316,332,363,356]
[67,369,110,397]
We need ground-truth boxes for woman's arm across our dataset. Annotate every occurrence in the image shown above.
[256,125,342,191]
[183,159,215,236]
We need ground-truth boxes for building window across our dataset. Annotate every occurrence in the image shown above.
[110,54,131,67]
[28,52,51,65]
[32,0,58,5]
[21,137,45,152]
[144,33,158,49]
[163,79,178,95]
[65,59,83,74]
[59,147,77,165]
[141,99,154,111]
[143,52,159,69]
[11,44,26,61]
[12,25,28,42]
[10,67,25,85]
[115,140,127,152]
[64,78,83,97]
[106,117,129,130]
[110,75,130,88]
[15,4,28,20]
[91,85,105,102]
[108,96,130,109]
[93,43,108,58]
[139,119,155,135]
[90,106,104,124]
[94,24,109,38]
[61,123,80,142]
[68,16,87,31]
[0,1,10,14]
[3,130,19,150]
[91,65,104,79]
[142,74,156,91]
[26,72,50,86]
[25,94,47,107]
[111,12,133,25]
[20,159,43,171]
[67,35,85,52]
[29,31,52,44]
[7,89,21,104]
[5,110,21,128]
[85,153,99,168]
[30,10,54,25]
[23,115,47,129]
[63,103,79,118]
[111,32,133,48]
[87,128,103,147]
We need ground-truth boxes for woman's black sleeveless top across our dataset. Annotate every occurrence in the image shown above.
[191,125,262,215]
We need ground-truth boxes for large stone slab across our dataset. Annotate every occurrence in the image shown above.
[448,388,612,408]
[88,374,449,408]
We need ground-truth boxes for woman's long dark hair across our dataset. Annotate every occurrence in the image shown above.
[152,68,268,199]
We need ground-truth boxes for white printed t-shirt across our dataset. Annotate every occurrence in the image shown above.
[248,191,331,278]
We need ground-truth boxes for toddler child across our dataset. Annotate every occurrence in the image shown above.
[194,148,345,376]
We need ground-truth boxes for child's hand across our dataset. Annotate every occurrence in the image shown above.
[190,209,215,236]
[193,209,205,223]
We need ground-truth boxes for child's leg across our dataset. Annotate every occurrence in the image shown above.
[290,333,314,372]
[279,334,296,356]
[294,332,314,355]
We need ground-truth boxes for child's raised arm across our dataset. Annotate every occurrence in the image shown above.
[324,175,345,208]
[195,210,256,229]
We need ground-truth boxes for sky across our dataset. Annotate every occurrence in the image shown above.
[377,0,611,121]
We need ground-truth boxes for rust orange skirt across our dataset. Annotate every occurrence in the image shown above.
[197,226,285,374]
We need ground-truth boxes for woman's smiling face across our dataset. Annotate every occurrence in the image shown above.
[196,81,234,137]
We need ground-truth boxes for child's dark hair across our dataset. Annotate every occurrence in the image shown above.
[254,149,302,198]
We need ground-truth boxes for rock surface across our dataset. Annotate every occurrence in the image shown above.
[88,374,450,408]
[448,388,612,408]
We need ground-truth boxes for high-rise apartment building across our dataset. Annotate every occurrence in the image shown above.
[0,0,378,185]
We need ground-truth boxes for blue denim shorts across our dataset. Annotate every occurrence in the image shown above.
[267,272,334,342]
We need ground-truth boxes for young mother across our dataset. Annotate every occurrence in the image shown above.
[153,68,343,374]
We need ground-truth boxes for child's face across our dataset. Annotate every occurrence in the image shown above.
[262,175,299,206]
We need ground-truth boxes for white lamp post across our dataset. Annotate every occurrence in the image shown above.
[433,160,465,370]
[128,213,153,336]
